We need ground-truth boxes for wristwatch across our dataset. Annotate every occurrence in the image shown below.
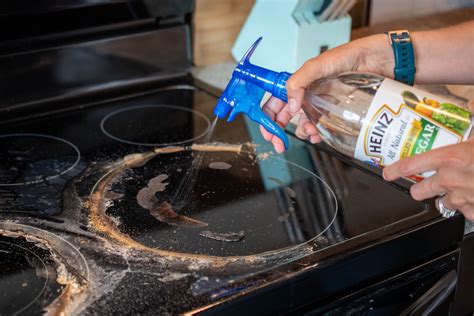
[387,30,416,86]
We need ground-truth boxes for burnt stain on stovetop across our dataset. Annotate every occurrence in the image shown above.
[137,174,208,228]
[0,222,89,316]
[208,161,232,170]
[0,141,335,314]
[86,143,318,272]
[199,230,245,242]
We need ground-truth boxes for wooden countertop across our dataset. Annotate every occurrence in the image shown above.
[352,8,474,39]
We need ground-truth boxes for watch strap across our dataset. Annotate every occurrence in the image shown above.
[388,30,416,86]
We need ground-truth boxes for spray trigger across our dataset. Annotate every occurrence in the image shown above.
[214,37,291,150]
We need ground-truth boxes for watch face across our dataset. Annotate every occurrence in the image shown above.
[391,30,410,36]
[388,30,410,44]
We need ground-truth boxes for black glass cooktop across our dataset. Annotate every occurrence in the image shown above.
[0,84,437,314]
[0,235,62,315]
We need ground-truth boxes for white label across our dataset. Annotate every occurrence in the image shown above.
[354,79,472,178]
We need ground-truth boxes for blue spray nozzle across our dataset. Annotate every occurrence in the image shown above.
[214,37,292,150]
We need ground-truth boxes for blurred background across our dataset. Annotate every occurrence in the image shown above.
[193,0,474,66]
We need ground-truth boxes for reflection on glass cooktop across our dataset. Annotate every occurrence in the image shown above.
[0,85,430,314]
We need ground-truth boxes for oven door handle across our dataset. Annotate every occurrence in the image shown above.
[400,269,457,316]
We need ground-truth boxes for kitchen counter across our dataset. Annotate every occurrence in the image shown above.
[192,62,236,91]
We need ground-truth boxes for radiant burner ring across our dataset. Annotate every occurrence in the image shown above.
[0,240,49,315]
[100,104,211,147]
[0,133,81,186]
[0,222,89,315]
[88,144,338,269]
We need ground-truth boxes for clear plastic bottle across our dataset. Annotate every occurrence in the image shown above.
[301,72,473,171]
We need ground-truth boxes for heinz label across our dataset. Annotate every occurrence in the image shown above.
[354,79,472,173]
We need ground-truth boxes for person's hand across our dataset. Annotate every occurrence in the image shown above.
[260,34,395,152]
[383,101,474,221]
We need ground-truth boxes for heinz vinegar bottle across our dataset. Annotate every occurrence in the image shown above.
[213,37,473,177]
[301,72,473,174]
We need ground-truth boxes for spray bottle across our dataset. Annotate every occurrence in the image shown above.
[214,38,473,176]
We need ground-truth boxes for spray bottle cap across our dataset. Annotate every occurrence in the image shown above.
[214,37,290,149]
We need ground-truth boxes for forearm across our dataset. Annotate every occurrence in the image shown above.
[353,21,474,85]
[411,21,474,85]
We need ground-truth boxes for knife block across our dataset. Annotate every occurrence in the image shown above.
[232,0,352,72]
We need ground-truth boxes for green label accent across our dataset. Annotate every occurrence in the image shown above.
[411,119,439,156]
